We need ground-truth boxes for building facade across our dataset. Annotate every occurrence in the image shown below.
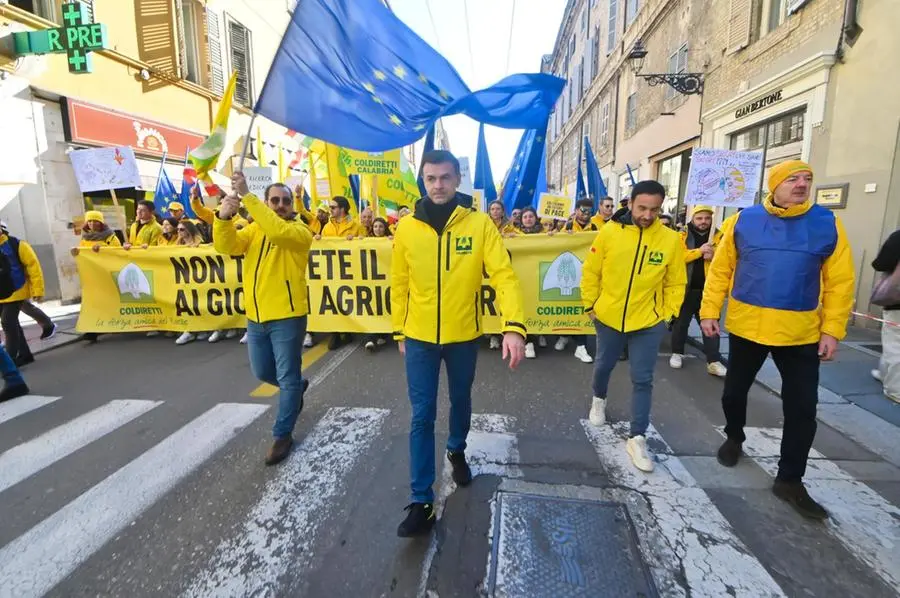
[0,0,296,302]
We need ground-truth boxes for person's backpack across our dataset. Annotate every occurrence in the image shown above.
[0,237,22,300]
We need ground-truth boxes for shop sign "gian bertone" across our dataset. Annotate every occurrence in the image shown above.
[734,90,783,119]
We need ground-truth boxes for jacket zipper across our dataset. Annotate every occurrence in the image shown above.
[286,280,295,312]
[474,292,480,331]
[637,245,648,274]
[436,233,443,344]
[252,235,267,319]
[445,234,451,270]
[620,228,644,332]
[652,292,659,319]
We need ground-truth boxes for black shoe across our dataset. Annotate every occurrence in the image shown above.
[772,479,829,520]
[447,451,472,486]
[265,436,294,466]
[40,323,58,340]
[717,438,743,467]
[397,502,436,537]
[14,355,34,368]
[0,384,29,403]
[327,334,343,351]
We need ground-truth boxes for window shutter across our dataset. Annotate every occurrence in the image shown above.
[134,0,179,91]
[175,0,188,78]
[583,37,593,90]
[788,0,811,14]
[205,7,225,95]
[228,20,252,106]
[726,0,752,54]
[607,0,617,54]
[81,0,95,22]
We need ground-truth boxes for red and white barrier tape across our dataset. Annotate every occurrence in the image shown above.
[852,311,900,328]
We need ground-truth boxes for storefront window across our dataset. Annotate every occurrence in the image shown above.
[657,148,693,223]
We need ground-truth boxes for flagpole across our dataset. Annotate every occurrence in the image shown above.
[236,113,259,173]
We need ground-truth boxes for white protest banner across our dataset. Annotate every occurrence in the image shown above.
[684,148,764,208]
[458,156,473,194]
[242,167,274,198]
[69,146,143,193]
[537,193,574,221]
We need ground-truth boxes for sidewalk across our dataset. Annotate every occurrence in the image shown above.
[15,300,82,355]
[688,320,900,467]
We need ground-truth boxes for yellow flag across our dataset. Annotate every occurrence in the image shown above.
[256,126,266,167]
[325,143,357,219]
[189,71,238,182]
[278,142,287,183]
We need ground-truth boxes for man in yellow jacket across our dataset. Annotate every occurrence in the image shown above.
[700,160,854,521]
[590,196,616,229]
[669,205,727,376]
[215,174,314,466]
[125,200,162,249]
[581,180,686,473]
[0,224,46,367]
[317,196,365,240]
[392,150,525,537]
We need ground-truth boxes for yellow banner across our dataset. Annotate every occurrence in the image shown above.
[343,149,401,176]
[75,235,595,335]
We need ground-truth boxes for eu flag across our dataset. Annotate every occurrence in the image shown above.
[583,138,608,211]
[500,126,547,214]
[473,124,497,205]
[255,0,565,152]
[575,141,587,201]
[153,169,179,216]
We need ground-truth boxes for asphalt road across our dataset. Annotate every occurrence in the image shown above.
[0,331,898,597]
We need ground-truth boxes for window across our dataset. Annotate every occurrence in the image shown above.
[582,121,591,146]
[581,7,587,32]
[625,93,637,131]
[625,0,640,27]
[569,36,576,64]
[767,0,786,33]
[600,99,610,146]
[578,58,585,101]
[607,0,617,54]
[9,0,95,23]
[227,19,254,106]
[665,44,688,100]
[591,27,600,80]
[729,109,806,151]
[177,0,201,84]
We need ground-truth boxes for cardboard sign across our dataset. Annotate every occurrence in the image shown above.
[458,157,473,194]
[537,193,574,221]
[684,148,764,208]
[69,146,143,193]
[242,167,274,198]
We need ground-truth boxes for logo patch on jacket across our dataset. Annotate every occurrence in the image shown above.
[648,251,664,265]
[455,236,473,254]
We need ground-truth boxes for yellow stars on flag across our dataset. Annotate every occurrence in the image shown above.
[374,70,387,81]
[363,82,375,93]
[393,65,407,79]
[536,136,544,142]
[413,124,426,131]
[372,96,383,104]
[439,89,450,100]
[418,73,428,84]
[389,114,402,126]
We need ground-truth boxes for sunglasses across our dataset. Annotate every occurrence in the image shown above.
[269,196,292,206]
[177,228,186,233]
[578,207,591,214]
[329,205,340,210]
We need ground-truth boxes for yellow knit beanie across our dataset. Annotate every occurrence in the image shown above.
[768,159,813,192]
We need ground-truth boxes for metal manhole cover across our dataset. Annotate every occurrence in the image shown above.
[488,492,657,597]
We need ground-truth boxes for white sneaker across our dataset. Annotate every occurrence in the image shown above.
[554,336,570,351]
[588,397,606,426]
[208,330,224,343]
[175,332,196,345]
[707,361,727,377]
[525,342,536,359]
[225,329,237,339]
[489,336,501,350]
[365,340,376,352]
[239,332,248,344]
[626,435,654,472]
[669,353,684,369]
[376,337,387,346]
[574,345,593,363]
[872,369,883,383]
[538,335,547,348]
[304,333,314,348]
[146,331,160,338]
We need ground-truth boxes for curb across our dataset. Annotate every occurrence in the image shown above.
[32,330,83,356]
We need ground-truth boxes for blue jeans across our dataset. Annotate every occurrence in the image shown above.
[0,345,24,387]
[405,338,478,503]
[247,317,308,439]
[592,321,666,437]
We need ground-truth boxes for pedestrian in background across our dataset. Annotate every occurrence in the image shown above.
[318,196,363,350]
[0,344,28,402]
[591,196,616,229]
[581,180,686,472]
[0,223,45,367]
[215,177,314,466]
[701,160,854,520]
[124,200,162,249]
[871,229,900,402]
[392,150,525,538]
[669,205,727,377]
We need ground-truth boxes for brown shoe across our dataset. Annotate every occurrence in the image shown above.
[265,437,294,466]
[772,479,828,521]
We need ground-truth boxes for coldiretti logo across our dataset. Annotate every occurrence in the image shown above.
[455,236,473,254]
[114,262,155,303]
[539,251,582,301]
[648,251,664,265]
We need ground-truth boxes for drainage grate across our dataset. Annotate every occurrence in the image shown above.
[488,492,657,597]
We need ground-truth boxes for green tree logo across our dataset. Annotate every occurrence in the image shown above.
[540,252,582,300]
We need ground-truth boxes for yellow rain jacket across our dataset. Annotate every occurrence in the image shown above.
[566,219,598,233]
[0,234,44,303]
[79,231,121,249]
[214,192,313,323]
[128,219,162,246]
[156,234,179,246]
[392,202,526,344]
[590,214,610,229]
[321,216,364,238]
[581,212,686,332]
[700,198,855,346]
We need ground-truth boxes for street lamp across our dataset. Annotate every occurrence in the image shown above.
[627,39,704,95]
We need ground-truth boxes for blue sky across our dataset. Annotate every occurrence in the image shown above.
[389,0,567,183]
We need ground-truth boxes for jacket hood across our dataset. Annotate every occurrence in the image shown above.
[413,194,472,225]
[611,207,631,224]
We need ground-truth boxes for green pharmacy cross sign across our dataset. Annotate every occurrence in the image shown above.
[13,1,109,74]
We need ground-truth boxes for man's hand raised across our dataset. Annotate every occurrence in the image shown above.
[502,332,525,370]
[218,194,240,219]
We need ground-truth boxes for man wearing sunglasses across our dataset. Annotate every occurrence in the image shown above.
[215,175,314,466]
[565,198,599,233]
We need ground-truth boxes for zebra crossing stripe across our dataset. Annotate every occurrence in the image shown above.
[185,407,390,598]
[0,402,268,598]
[0,399,162,495]
[0,395,61,425]
[582,421,786,597]
[736,427,900,589]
